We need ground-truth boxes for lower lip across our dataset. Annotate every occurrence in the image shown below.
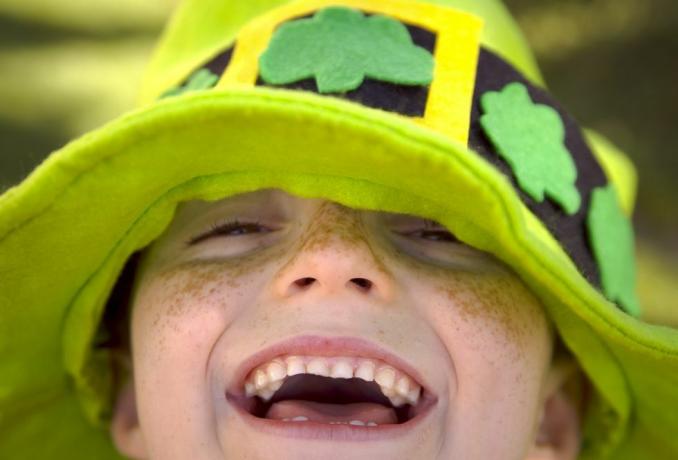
[225,392,438,442]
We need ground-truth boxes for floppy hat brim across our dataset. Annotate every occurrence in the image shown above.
[1,87,677,459]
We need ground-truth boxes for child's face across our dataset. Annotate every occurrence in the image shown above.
[112,189,578,459]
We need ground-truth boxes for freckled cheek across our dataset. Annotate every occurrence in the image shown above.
[419,271,549,358]
[131,274,251,371]
[418,275,549,429]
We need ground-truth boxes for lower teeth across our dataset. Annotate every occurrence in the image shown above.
[279,417,378,426]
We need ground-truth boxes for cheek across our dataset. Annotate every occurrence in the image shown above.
[433,273,548,354]
[430,272,551,396]
[131,264,260,387]
[407,269,552,453]
[377,238,547,355]
[130,245,291,384]
[437,274,551,426]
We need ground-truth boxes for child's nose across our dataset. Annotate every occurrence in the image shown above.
[270,203,396,302]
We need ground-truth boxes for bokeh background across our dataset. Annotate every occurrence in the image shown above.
[0,0,676,323]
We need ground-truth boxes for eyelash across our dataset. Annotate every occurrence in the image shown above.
[400,220,459,243]
[186,219,268,245]
[187,219,459,245]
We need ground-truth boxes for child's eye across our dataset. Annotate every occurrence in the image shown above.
[406,229,459,242]
[187,220,272,245]
[212,220,266,236]
[397,220,460,243]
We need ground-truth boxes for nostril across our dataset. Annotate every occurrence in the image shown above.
[350,278,373,291]
[294,277,316,288]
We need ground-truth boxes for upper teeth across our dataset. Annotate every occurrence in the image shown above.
[243,355,422,408]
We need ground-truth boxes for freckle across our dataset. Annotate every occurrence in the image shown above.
[152,312,161,328]
[147,245,287,317]
[428,266,545,357]
[288,203,392,279]
[223,277,237,289]
[156,336,166,354]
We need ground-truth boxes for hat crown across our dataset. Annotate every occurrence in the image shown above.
[139,0,543,106]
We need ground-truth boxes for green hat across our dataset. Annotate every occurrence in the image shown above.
[1,0,677,458]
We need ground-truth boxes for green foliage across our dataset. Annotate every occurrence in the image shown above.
[588,185,640,315]
[259,7,434,93]
[480,82,581,214]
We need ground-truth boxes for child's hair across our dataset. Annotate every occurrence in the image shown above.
[96,252,142,391]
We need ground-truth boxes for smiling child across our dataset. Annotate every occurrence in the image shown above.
[107,189,571,458]
[1,0,678,459]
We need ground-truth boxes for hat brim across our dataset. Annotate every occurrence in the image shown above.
[1,87,676,459]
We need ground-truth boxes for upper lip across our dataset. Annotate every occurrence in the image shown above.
[227,334,435,398]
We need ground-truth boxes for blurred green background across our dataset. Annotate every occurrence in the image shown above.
[0,0,676,323]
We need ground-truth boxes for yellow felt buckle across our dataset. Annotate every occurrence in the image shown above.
[218,0,483,145]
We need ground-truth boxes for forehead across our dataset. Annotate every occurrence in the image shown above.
[175,189,315,216]
[170,188,429,228]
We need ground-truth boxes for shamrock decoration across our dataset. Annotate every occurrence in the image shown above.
[259,6,434,94]
[587,185,640,315]
[161,68,219,99]
[480,82,581,215]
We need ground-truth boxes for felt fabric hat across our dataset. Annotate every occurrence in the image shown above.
[1,0,677,458]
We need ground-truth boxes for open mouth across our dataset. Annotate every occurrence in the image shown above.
[226,338,438,438]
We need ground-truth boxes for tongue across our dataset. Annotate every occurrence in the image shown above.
[266,400,398,424]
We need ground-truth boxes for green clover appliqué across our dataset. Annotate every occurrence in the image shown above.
[259,7,434,94]
[480,82,581,215]
[588,185,640,315]
[161,68,219,99]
